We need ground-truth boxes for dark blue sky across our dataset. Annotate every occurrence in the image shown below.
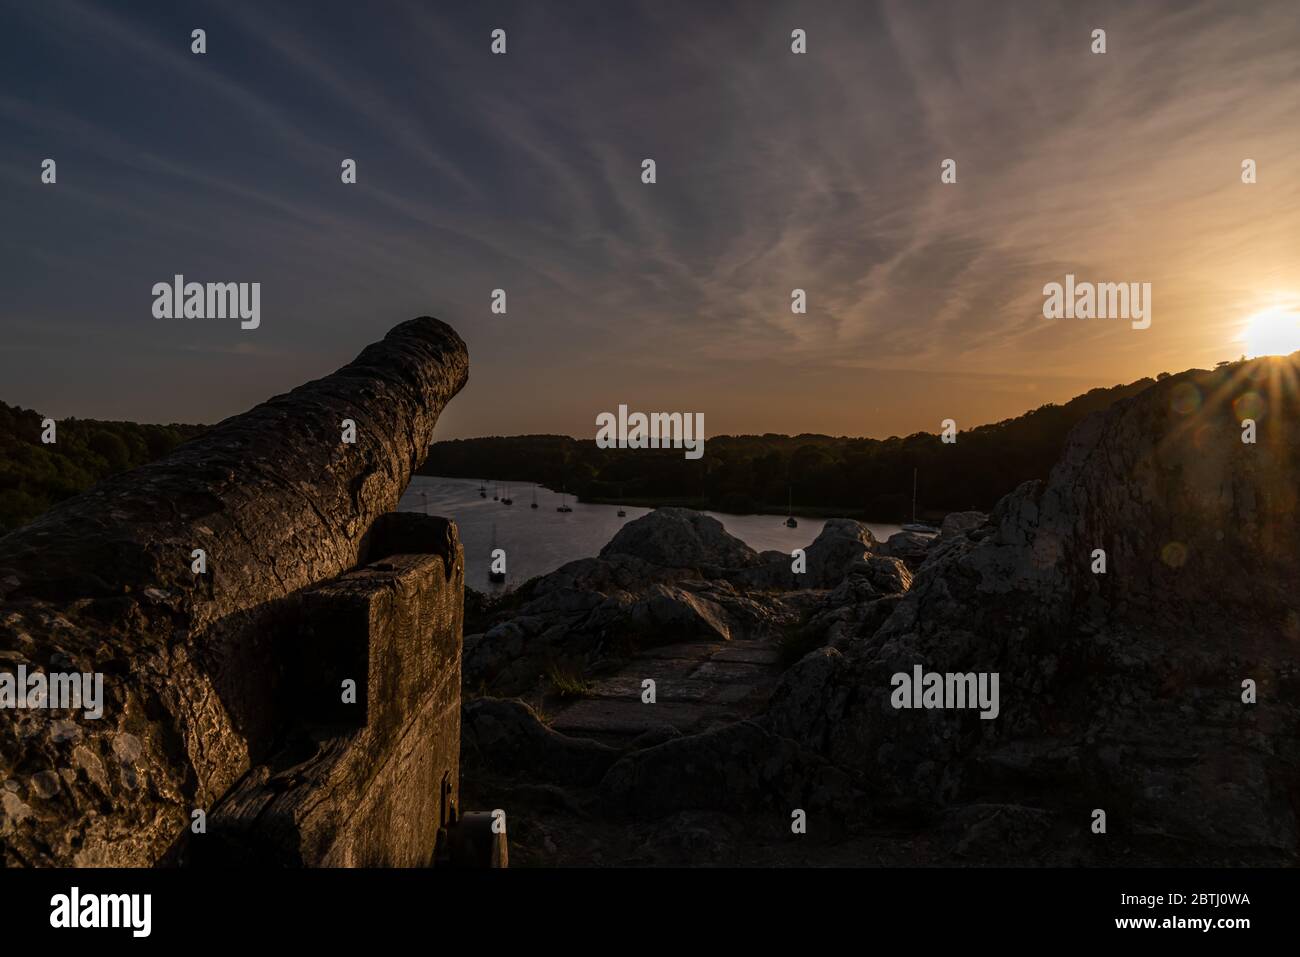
[2,0,1298,438]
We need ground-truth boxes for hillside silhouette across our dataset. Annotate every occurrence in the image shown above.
[421,377,1159,521]
[1,374,1161,533]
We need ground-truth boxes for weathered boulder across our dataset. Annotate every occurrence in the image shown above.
[799,519,878,586]
[679,578,814,636]
[878,530,933,566]
[731,518,883,589]
[939,511,988,540]
[600,508,760,570]
[522,553,685,597]
[464,535,822,697]
[628,584,732,642]
[0,317,469,866]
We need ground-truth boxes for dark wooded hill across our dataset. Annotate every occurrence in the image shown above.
[0,401,206,533]
[420,376,1160,521]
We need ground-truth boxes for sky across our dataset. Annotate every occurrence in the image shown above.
[2,0,1299,440]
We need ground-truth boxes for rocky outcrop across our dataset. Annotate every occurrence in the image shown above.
[800,519,879,585]
[730,518,884,590]
[629,584,733,641]
[0,318,469,866]
[878,530,933,566]
[939,510,987,540]
[459,507,922,821]
[600,508,761,570]
[464,508,917,699]
[765,355,1300,858]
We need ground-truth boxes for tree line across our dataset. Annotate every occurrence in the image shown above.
[419,378,1156,521]
[0,373,1158,534]
[0,401,206,533]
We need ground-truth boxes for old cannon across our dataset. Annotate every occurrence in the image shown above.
[0,317,504,867]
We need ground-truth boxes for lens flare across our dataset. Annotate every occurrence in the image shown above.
[1170,382,1201,415]
[1232,391,1265,422]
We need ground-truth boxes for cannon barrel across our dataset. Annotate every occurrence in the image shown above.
[0,317,469,866]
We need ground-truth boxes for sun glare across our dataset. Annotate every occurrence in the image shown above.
[1239,304,1300,358]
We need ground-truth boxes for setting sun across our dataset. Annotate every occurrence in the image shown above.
[1240,304,1300,358]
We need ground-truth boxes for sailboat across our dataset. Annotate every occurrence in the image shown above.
[901,467,939,534]
[530,485,539,509]
[492,482,498,501]
[617,483,626,518]
[502,484,513,505]
[478,480,487,499]
[784,487,798,528]
[556,486,573,513]
[488,523,506,583]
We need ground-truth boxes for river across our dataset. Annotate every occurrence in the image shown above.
[399,475,903,591]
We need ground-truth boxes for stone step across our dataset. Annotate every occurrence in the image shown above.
[550,637,784,741]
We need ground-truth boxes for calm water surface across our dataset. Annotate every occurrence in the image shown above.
[399,476,902,591]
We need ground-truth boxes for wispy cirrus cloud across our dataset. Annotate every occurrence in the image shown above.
[1,0,1297,437]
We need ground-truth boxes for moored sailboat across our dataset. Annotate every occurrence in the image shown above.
[901,467,939,534]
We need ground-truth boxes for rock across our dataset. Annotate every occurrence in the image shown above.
[518,586,608,617]
[465,534,828,696]
[939,511,988,540]
[471,508,915,700]
[523,554,684,597]
[462,697,622,788]
[800,519,879,587]
[762,356,1300,858]
[600,508,760,570]
[599,719,865,818]
[860,555,913,594]
[684,579,815,638]
[733,518,883,589]
[879,530,933,566]
[628,584,732,642]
